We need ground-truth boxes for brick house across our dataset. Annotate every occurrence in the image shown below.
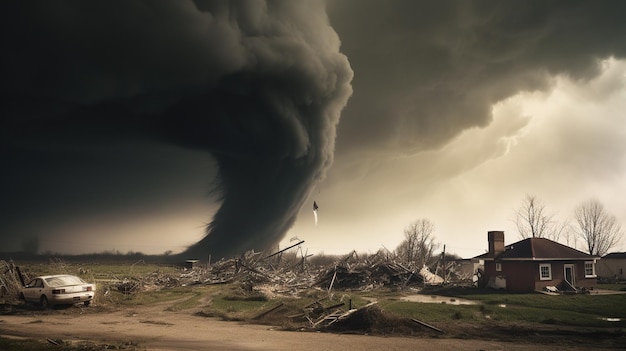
[474,231,599,292]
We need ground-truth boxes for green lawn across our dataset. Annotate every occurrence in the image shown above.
[598,283,626,291]
[369,288,626,328]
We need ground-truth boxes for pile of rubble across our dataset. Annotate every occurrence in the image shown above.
[99,243,452,298]
[313,250,424,291]
[0,260,22,303]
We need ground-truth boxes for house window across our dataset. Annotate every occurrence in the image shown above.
[584,261,596,278]
[539,264,552,280]
[495,262,502,271]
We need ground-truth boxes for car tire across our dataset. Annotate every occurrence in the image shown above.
[84,301,90,306]
[40,295,49,309]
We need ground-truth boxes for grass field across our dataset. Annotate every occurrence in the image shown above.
[375,291,626,327]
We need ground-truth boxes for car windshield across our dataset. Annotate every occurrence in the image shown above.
[45,276,86,287]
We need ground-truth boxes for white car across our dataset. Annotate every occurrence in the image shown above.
[20,274,95,308]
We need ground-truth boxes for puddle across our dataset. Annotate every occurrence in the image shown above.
[401,295,479,305]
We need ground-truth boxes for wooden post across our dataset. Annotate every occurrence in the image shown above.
[442,244,446,285]
[15,266,25,287]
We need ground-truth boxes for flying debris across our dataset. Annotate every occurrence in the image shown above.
[313,201,319,226]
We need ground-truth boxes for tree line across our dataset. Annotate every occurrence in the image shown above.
[396,195,623,267]
[515,195,623,256]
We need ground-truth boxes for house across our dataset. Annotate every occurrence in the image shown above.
[596,252,626,281]
[474,231,599,292]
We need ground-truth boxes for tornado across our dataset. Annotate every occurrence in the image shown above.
[170,2,354,259]
[0,1,352,258]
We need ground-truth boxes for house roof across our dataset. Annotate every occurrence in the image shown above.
[602,252,626,259]
[475,237,597,261]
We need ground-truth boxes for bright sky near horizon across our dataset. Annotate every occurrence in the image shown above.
[285,58,626,258]
[2,1,625,259]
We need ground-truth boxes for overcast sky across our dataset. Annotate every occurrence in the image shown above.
[2,1,625,259]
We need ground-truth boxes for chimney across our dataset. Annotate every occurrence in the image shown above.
[488,231,505,257]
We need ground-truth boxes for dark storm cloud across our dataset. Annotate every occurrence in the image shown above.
[1,1,352,258]
[6,0,625,258]
[327,0,626,155]
[1,1,242,104]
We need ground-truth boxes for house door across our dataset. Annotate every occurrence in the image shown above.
[564,264,575,286]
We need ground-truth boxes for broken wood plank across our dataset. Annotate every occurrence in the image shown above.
[263,241,305,260]
[304,298,327,308]
[252,302,284,320]
[313,310,345,327]
[324,309,357,327]
[314,301,378,328]
[324,302,345,311]
[328,270,337,293]
[411,318,444,333]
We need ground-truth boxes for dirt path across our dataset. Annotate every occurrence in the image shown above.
[0,301,615,351]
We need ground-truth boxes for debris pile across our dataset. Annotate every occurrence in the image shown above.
[93,244,451,297]
[278,300,441,335]
[319,302,423,334]
[0,260,24,303]
[116,278,143,294]
[313,250,427,291]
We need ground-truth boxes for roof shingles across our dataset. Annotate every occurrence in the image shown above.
[477,238,596,260]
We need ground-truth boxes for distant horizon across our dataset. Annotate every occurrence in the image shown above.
[2,231,622,263]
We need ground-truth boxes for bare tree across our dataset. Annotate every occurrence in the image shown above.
[395,218,438,268]
[550,218,572,244]
[559,223,580,249]
[514,194,560,239]
[574,199,624,256]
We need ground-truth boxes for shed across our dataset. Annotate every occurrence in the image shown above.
[183,259,200,269]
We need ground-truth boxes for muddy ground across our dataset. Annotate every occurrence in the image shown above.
[0,298,623,351]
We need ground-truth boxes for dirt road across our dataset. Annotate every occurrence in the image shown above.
[0,301,615,351]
